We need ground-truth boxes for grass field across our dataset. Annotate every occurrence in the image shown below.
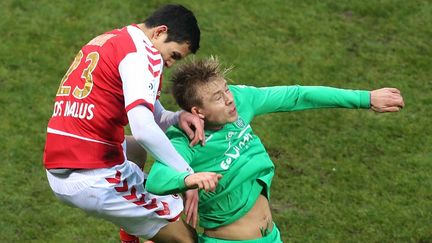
[0,0,431,242]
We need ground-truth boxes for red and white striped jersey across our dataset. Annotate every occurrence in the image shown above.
[44,25,163,169]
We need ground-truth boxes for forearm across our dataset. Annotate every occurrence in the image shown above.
[292,86,371,110]
[154,100,181,132]
[128,105,193,173]
[146,162,189,195]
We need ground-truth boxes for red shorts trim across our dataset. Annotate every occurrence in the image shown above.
[168,212,182,222]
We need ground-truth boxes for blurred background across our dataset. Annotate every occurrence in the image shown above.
[0,0,431,242]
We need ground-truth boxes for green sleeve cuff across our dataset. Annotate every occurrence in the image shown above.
[359,90,371,108]
[177,172,189,192]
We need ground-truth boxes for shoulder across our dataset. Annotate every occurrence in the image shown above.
[229,84,261,95]
[229,84,249,92]
[166,126,189,143]
[98,26,135,47]
[81,26,138,64]
[229,84,260,105]
[98,25,156,57]
[229,84,250,98]
[166,126,195,159]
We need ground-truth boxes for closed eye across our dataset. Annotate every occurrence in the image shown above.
[171,52,181,60]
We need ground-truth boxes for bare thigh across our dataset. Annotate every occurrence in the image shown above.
[150,219,198,243]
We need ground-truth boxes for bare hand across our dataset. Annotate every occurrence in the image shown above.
[184,189,199,228]
[183,172,222,228]
[184,172,222,192]
[178,111,205,146]
[370,88,405,112]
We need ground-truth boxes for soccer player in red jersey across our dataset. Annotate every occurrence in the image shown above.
[43,4,220,243]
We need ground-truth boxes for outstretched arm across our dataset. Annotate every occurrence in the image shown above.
[235,85,371,117]
[234,85,404,116]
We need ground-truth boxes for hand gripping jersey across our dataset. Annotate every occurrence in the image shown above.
[146,85,370,229]
[44,25,163,169]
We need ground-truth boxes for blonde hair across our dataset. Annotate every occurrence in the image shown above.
[171,56,232,111]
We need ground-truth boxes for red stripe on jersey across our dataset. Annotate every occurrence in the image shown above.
[148,64,160,78]
[147,56,161,66]
[145,45,159,55]
[125,99,155,113]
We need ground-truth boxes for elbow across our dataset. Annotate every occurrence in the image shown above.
[132,133,147,146]
[131,127,153,147]
[145,175,167,195]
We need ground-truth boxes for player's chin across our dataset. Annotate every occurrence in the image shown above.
[228,113,238,123]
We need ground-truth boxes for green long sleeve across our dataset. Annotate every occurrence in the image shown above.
[232,85,370,117]
[146,162,189,195]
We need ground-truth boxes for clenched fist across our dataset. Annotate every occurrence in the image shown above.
[370,88,405,112]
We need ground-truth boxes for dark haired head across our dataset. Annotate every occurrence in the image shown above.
[144,4,200,53]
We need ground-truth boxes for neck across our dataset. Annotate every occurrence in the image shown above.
[136,23,152,40]
[205,123,225,131]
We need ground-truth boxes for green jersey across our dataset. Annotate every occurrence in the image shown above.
[146,85,370,229]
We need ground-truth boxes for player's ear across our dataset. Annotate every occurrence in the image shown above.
[152,25,168,39]
[191,106,205,119]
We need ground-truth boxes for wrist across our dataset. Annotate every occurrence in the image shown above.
[174,110,183,124]
[360,90,371,109]
[181,173,193,190]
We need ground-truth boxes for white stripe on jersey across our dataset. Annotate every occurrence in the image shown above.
[120,26,163,112]
[237,124,251,138]
[47,127,115,146]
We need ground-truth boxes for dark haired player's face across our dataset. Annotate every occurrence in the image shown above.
[153,33,190,68]
[195,78,238,128]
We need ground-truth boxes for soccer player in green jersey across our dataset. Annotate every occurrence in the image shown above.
[144,57,405,242]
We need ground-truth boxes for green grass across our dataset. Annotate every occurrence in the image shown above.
[0,0,431,242]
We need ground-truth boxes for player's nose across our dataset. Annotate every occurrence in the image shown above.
[165,59,174,68]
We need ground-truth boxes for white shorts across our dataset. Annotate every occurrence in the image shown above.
[46,161,183,238]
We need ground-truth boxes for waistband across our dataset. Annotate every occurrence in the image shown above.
[199,222,282,243]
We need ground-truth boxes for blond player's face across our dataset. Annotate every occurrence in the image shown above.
[193,78,238,129]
